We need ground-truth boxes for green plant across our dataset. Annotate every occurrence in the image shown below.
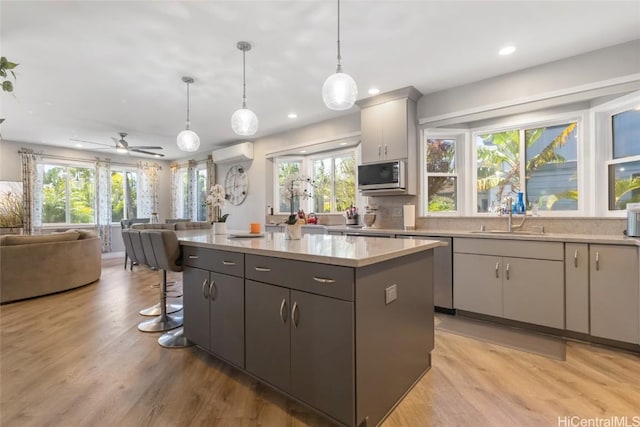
[1,56,19,126]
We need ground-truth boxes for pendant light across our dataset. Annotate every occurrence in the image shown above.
[177,76,200,152]
[231,41,258,136]
[322,0,357,111]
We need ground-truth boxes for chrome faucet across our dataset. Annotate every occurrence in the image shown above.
[504,195,526,232]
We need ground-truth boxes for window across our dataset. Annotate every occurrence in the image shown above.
[424,136,458,213]
[42,163,96,224]
[111,169,137,222]
[608,108,640,210]
[275,159,302,214]
[475,120,578,214]
[195,168,208,221]
[311,151,356,213]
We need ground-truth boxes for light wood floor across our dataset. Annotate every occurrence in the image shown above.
[1,257,639,427]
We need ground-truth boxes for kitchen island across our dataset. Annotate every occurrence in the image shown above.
[177,230,444,427]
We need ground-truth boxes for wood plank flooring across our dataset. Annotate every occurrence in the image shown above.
[1,257,639,427]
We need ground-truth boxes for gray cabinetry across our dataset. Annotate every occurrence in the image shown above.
[453,238,564,329]
[361,98,410,162]
[590,245,639,344]
[182,247,245,368]
[565,243,590,334]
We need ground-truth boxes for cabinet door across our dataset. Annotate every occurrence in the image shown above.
[361,105,383,162]
[502,257,564,329]
[183,266,211,350]
[209,272,244,368]
[245,280,290,392]
[453,253,502,316]
[290,290,354,426]
[381,98,408,160]
[565,243,590,333]
[590,245,639,344]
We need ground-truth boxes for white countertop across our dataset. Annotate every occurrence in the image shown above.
[177,229,445,268]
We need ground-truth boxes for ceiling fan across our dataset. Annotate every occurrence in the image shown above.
[71,132,165,157]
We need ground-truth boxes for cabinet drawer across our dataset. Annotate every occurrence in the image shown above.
[182,246,244,277]
[245,254,354,301]
[454,238,563,260]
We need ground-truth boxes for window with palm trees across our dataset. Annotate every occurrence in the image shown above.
[475,121,578,213]
[608,108,640,210]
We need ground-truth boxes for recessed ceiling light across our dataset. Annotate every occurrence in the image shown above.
[368,88,380,95]
[339,142,347,146]
[499,46,516,56]
[288,113,297,119]
[75,143,83,148]
[300,150,307,153]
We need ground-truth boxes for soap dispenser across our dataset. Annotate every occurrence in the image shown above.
[515,192,525,214]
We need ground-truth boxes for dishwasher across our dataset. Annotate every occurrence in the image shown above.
[396,235,453,312]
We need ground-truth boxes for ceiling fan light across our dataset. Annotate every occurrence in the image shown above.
[116,147,128,154]
[177,129,200,152]
[322,71,357,110]
[231,107,258,136]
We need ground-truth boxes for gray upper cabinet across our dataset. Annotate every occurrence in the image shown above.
[590,245,639,344]
[361,98,409,162]
[565,243,590,334]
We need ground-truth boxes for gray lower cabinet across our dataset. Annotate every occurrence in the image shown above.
[565,243,590,334]
[183,266,245,367]
[590,245,639,344]
[245,279,354,426]
[453,238,564,329]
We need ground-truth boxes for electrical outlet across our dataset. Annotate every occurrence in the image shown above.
[392,207,402,217]
[385,284,397,305]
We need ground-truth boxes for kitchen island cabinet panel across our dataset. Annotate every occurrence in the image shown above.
[183,267,211,349]
[590,245,639,344]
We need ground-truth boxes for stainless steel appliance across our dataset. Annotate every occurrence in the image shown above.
[397,235,453,311]
[357,160,406,192]
[627,209,640,237]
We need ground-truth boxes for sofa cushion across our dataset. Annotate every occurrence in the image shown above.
[0,231,80,246]
[66,229,98,239]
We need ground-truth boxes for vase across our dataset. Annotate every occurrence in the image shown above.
[212,222,227,235]
[285,223,302,240]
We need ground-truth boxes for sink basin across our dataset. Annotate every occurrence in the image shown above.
[470,230,543,235]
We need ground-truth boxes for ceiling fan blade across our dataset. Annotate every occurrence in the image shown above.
[129,145,163,150]
[130,148,165,157]
[70,138,112,147]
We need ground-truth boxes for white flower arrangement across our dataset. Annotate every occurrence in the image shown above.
[282,173,314,224]
[205,184,229,222]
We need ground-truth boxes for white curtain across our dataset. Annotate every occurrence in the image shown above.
[19,149,43,234]
[170,163,181,219]
[206,156,215,222]
[137,162,161,219]
[95,159,112,252]
[186,160,196,220]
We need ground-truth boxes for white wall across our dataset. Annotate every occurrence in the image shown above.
[214,113,360,230]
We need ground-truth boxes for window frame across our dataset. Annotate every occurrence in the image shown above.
[309,147,358,214]
[273,157,304,215]
[41,160,97,227]
[110,167,138,224]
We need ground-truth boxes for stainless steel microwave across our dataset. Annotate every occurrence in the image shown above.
[358,160,406,191]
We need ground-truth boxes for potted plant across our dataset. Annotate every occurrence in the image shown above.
[1,56,19,133]
[205,184,229,234]
[281,173,314,240]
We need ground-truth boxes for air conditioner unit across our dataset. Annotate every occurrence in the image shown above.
[212,142,254,164]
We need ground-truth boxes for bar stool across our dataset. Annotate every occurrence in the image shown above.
[137,230,184,334]
[147,230,193,348]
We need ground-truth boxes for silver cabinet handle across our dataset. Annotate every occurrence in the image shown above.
[222,261,236,266]
[384,145,388,155]
[313,277,336,284]
[574,249,578,268]
[495,262,500,278]
[292,302,299,328]
[188,255,199,259]
[209,280,216,301]
[202,279,209,298]
[279,298,288,324]
[254,267,271,272]
[378,145,381,156]
[506,263,510,280]
[595,251,600,271]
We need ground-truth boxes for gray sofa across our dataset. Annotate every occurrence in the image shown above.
[0,230,102,303]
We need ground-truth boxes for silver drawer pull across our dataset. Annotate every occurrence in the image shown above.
[202,279,209,298]
[222,261,236,266]
[255,267,271,272]
[189,255,199,259]
[209,280,216,301]
[595,252,600,271]
[495,262,499,278]
[506,263,510,280]
[279,298,288,324]
[313,277,336,284]
[574,249,578,268]
[292,302,299,328]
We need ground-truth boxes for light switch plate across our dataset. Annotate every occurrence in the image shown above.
[385,284,397,305]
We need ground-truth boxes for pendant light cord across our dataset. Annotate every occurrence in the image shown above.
[185,81,191,130]
[242,48,247,108]
[336,0,342,72]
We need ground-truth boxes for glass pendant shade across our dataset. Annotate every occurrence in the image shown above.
[177,129,200,152]
[231,107,258,136]
[322,71,357,110]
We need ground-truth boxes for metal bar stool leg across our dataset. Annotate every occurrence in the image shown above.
[138,270,183,332]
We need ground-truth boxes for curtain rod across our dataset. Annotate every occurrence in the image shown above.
[18,148,163,169]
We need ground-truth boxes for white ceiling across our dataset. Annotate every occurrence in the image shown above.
[2,0,639,160]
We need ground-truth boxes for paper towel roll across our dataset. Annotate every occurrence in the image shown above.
[403,204,415,230]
